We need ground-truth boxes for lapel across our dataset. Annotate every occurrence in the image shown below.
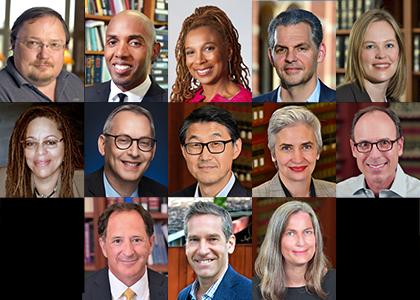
[93,269,112,300]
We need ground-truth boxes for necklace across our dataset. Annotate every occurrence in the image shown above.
[34,185,57,198]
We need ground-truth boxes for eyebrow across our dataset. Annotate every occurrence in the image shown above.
[275,42,311,49]
[187,132,223,141]
[363,39,397,44]
[25,134,60,140]
[106,34,146,41]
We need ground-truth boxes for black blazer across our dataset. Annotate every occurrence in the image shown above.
[170,177,251,197]
[253,80,336,102]
[85,167,167,197]
[85,76,168,102]
[336,81,397,102]
[83,268,168,300]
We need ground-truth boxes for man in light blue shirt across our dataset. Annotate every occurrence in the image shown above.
[337,106,420,198]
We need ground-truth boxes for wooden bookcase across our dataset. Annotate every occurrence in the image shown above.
[84,0,168,87]
[252,103,336,188]
[336,0,420,101]
[84,197,168,274]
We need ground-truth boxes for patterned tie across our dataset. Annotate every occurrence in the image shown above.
[117,93,127,102]
[124,287,136,300]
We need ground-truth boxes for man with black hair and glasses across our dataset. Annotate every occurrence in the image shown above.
[85,104,167,197]
[337,106,420,198]
[171,105,251,197]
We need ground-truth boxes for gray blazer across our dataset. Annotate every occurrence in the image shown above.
[253,174,336,197]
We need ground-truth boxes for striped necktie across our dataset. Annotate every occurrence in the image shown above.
[123,287,136,300]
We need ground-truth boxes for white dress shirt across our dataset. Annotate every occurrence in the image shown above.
[109,268,150,300]
[277,78,321,102]
[108,76,152,102]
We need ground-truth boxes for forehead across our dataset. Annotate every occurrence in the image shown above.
[276,123,316,143]
[285,211,313,229]
[110,110,151,131]
[187,214,224,235]
[26,117,59,133]
[354,111,397,140]
[107,210,147,233]
[185,26,223,45]
[364,20,396,41]
[19,16,65,39]
[186,121,231,140]
[274,23,313,45]
[107,14,152,40]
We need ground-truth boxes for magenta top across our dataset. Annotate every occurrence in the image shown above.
[187,84,251,103]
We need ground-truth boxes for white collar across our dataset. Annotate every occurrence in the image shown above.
[108,76,152,102]
[277,78,321,102]
[109,268,149,300]
[194,172,236,197]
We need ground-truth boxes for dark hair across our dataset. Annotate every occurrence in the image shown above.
[268,9,323,49]
[6,105,81,197]
[351,106,402,140]
[184,201,233,241]
[10,7,70,48]
[98,202,154,238]
[179,105,240,145]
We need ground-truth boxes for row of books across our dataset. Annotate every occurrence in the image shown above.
[336,0,376,30]
[85,0,144,16]
[85,20,106,52]
[85,55,111,86]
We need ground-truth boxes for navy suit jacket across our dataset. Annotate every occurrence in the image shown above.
[170,177,251,197]
[177,265,251,300]
[253,80,336,102]
[85,76,167,102]
[83,268,167,300]
[85,167,167,197]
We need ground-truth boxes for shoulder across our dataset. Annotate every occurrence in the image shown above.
[85,81,111,102]
[313,179,336,197]
[222,266,252,296]
[337,82,371,102]
[252,175,284,197]
[319,80,336,102]
[177,283,193,300]
[138,176,167,196]
[170,182,197,197]
[230,85,251,102]
[72,169,85,197]
[0,167,6,197]
[322,269,336,299]
[336,175,362,197]
[229,178,251,197]
[84,268,109,289]
[252,89,277,102]
[403,172,420,196]
[62,71,83,84]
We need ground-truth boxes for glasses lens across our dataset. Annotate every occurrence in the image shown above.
[138,138,155,151]
[186,143,203,155]
[377,139,392,151]
[115,136,132,149]
[208,141,225,153]
[356,141,372,153]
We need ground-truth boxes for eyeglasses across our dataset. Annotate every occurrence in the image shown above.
[353,138,399,153]
[104,134,156,152]
[21,138,64,150]
[18,39,66,51]
[183,139,233,155]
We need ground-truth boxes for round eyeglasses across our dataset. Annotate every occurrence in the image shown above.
[104,134,156,152]
[183,139,233,155]
[353,138,399,153]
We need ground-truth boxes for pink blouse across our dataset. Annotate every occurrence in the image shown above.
[187,85,251,103]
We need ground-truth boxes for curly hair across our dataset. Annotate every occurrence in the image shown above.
[170,5,250,102]
[6,105,82,197]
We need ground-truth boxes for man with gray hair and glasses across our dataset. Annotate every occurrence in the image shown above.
[0,7,83,102]
[337,106,420,198]
[85,104,167,196]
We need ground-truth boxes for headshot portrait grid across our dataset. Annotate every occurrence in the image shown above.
[167,198,252,300]
[0,102,84,198]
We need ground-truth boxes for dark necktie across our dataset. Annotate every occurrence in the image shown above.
[117,93,127,102]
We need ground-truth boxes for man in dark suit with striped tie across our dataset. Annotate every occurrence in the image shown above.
[85,10,167,102]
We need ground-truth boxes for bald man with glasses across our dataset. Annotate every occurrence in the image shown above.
[85,104,167,197]
[337,106,420,198]
[171,105,251,197]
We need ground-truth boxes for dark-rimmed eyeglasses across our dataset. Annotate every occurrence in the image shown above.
[353,138,399,153]
[183,139,233,155]
[21,138,64,150]
[104,134,156,152]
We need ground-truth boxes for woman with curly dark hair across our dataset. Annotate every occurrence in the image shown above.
[170,6,251,102]
[0,105,83,197]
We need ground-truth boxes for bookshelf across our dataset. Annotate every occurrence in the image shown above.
[336,0,420,101]
[84,0,168,88]
[84,197,168,274]
[252,103,336,188]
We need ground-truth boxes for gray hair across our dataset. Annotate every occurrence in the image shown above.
[267,106,323,159]
[184,201,233,241]
[102,104,155,138]
[255,200,329,300]
[268,9,323,49]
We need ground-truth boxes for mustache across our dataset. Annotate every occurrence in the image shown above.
[30,60,54,67]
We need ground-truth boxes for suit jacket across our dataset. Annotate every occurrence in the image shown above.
[253,80,336,102]
[170,177,251,197]
[85,76,168,102]
[253,174,336,197]
[337,81,397,102]
[83,268,168,300]
[85,167,167,197]
[177,265,251,300]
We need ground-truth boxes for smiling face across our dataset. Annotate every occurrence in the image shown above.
[99,210,153,287]
[98,111,155,193]
[360,20,399,85]
[351,110,403,192]
[185,26,230,87]
[13,16,66,87]
[185,214,235,284]
[273,123,320,186]
[281,211,316,269]
[181,121,241,195]
[104,12,159,91]
[268,23,324,89]
[24,117,64,181]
